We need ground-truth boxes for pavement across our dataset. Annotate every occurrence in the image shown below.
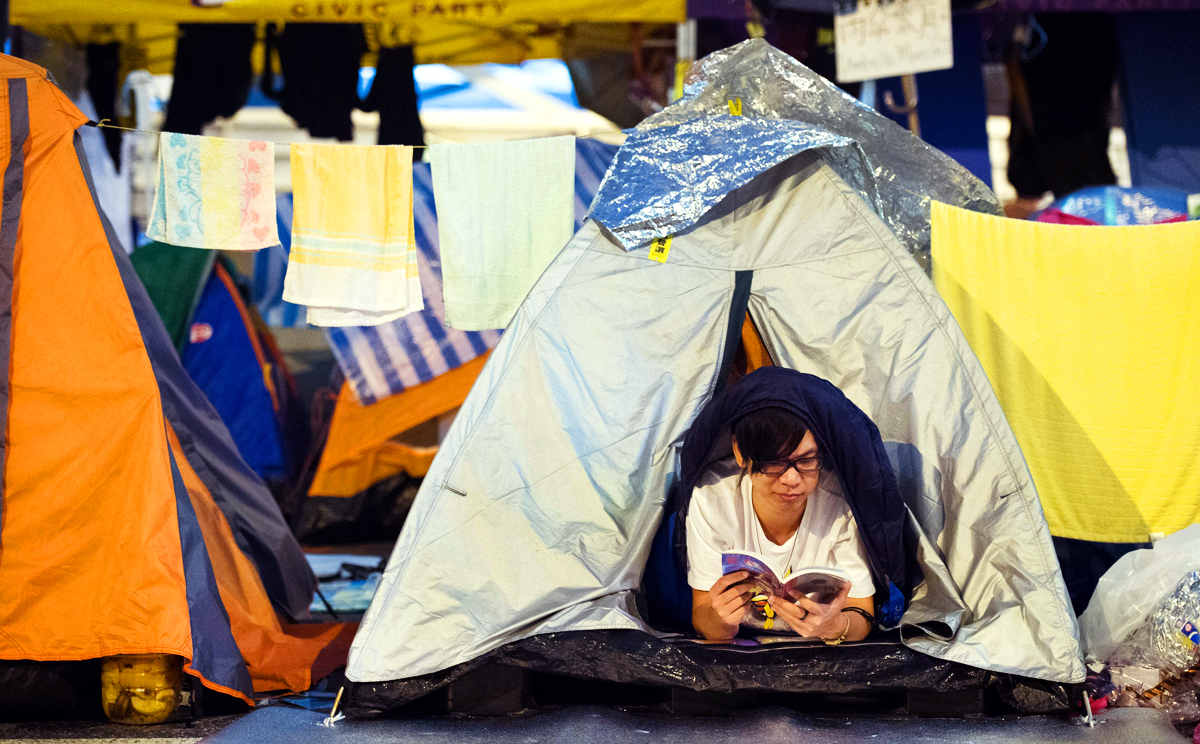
[0,714,243,744]
[0,704,1192,743]
[198,705,1187,744]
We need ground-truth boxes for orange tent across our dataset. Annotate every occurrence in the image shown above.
[0,54,345,707]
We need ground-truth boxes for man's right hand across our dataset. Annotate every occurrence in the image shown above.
[707,570,753,634]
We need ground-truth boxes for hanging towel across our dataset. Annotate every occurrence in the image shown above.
[146,132,279,251]
[931,202,1200,544]
[282,143,422,327]
[430,135,575,331]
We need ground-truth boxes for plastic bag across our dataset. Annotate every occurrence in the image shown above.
[1108,572,1200,676]
[1080,525,1200,664]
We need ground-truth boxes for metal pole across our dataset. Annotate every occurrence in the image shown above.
[673,19,697,103]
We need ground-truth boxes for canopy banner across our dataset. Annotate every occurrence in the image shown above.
[13,0,685,25]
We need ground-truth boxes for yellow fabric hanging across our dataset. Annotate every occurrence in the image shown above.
[931,202,1200,543]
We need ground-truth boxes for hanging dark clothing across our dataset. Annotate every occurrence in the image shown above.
[164,24,256,135]
[264,23,366,142]
[1006,13,1120,199]
[360,45,424,155]
[86,42,122,167]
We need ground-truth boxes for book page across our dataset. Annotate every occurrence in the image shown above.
[782,570,848,605]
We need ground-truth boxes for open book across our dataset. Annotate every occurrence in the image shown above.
[721,551,849,605]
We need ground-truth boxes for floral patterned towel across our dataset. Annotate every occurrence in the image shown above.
[146,132,279,251]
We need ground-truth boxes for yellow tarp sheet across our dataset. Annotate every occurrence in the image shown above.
[12,0,684,26]
[932,202,1200,543]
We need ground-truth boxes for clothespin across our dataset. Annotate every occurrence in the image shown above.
[319,686,345,728]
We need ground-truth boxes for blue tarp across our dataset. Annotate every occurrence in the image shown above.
[1045,185,1192,225]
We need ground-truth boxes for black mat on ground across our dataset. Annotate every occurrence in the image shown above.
[351,630,1072,714]
[204,705,1186,744]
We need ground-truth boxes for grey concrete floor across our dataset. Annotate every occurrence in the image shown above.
[0,713,243,743]
[199,705,1188,744]
[0,706,1192,743]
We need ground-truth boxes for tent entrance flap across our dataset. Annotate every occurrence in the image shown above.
[712,270,753,398]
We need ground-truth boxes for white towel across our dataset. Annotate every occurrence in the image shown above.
[430,136,576,331]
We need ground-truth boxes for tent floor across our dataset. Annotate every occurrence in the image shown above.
[203,705,1187,743]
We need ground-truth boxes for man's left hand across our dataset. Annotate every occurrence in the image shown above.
[769,582,852,639]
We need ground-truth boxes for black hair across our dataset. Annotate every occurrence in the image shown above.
[731,407,809,470]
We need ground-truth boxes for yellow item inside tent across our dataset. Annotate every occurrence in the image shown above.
[100,654,182,725]
[931,202,1200,543]
[309,352,489,497]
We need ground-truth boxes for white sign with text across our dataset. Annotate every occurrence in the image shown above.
[834,0,953,83]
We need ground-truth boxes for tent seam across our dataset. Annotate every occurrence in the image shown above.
[355,227,607,656]
[819,168,1078,670]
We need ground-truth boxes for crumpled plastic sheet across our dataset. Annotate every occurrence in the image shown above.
[349,629,1077,715]
[1112,572,1200,677]
[589,117,866,250]
[588,39,1000,272]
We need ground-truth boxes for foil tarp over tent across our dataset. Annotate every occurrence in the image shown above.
[589,39,1001,271]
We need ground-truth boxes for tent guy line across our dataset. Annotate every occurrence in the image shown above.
[87,118,618,148]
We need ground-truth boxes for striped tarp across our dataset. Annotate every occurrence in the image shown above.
[254,138,618,405]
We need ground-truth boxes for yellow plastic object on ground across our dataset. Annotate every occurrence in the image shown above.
[931,203,1200,543]
[100,654,181,725]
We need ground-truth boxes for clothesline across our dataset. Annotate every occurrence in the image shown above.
[87,119,619,148]
[137,124,584,336]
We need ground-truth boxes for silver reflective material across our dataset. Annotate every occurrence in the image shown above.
[589,39,1000,271]
[1114,571,1200,676]
[346,148,1083,686]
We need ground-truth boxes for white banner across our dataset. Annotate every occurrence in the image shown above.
[834,0,953,84]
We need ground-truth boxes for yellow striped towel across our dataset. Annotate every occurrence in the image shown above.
[282,143,422,327]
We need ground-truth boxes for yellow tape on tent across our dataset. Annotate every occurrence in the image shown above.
[931,202,1200,543]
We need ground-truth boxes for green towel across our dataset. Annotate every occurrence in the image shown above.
[430,136,575,331]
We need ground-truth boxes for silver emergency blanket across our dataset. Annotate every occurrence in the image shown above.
[1111,572,1200,676]
[589,39,1000,271]
[346,146,1084,686]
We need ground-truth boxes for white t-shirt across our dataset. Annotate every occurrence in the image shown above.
[686,456,875,599]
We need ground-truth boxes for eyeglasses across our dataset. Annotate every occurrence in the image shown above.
[756,456,822,477]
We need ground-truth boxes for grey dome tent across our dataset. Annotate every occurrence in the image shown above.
[346,40,1084,704]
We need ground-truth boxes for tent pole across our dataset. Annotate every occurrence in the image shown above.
[673,19,696,103]
[901,74,921,137]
